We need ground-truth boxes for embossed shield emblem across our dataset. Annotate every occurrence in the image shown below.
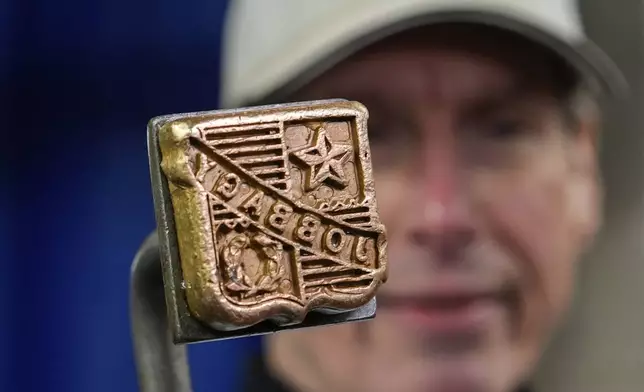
[153,100,388,331]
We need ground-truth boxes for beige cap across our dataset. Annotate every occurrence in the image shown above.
[220,0,627,109]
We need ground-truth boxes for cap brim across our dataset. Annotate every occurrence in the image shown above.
[255,10,628,105]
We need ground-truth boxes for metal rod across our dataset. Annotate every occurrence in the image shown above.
[130,231,193,392]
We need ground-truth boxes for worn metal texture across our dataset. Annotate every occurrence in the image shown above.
[148,99,388,333]
[130,99,386,391]
[130,231,378,392]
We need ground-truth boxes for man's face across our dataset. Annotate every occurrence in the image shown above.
[270,26,600,392]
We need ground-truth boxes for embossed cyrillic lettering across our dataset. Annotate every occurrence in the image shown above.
[295,214,320,244]
[266,201,293,232]
[324,228,347,254]
[240,190,265,219]
[215,173,241,200]
[353,236,369,263]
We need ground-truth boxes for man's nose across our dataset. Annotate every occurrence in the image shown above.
[407,137,476,261]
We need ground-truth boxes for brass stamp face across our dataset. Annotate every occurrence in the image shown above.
[153,100,388,331]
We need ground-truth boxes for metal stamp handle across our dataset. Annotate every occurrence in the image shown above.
[129,99,387,391]
[130,233,192,392]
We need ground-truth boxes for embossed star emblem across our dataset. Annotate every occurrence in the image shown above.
[291,126,352,191]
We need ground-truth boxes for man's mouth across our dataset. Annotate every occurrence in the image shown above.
[378,287,519,334]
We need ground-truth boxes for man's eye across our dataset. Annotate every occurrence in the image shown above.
[367,119,417,166]
[366,122,386,142]
[368,120,405,143]
[480,119,527,139]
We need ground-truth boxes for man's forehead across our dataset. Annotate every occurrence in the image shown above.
[365,23,554,56]
[295,23,576,103]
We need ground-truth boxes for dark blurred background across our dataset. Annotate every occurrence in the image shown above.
[2,0,643,391]
[2,0,261,391]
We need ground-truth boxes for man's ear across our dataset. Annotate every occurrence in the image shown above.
[568,108,603,249]
[576,113,600,172]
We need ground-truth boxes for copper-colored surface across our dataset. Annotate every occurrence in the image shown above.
[154,100,388,331]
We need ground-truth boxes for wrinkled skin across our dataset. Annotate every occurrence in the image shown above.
[265,25,601,392]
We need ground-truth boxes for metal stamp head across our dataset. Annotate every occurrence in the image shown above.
[148,99,388,337]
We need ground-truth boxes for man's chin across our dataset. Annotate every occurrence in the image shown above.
[372,356,497,392]
[366,306,518,392]
[432,360,491,392]
[404,337,522,392]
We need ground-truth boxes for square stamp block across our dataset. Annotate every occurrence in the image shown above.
[148,99,388,341]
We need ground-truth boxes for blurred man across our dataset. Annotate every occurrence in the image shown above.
[220,1,626,391]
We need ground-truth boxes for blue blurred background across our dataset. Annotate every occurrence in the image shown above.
[2,0,261,391]
[4,1,644,392]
